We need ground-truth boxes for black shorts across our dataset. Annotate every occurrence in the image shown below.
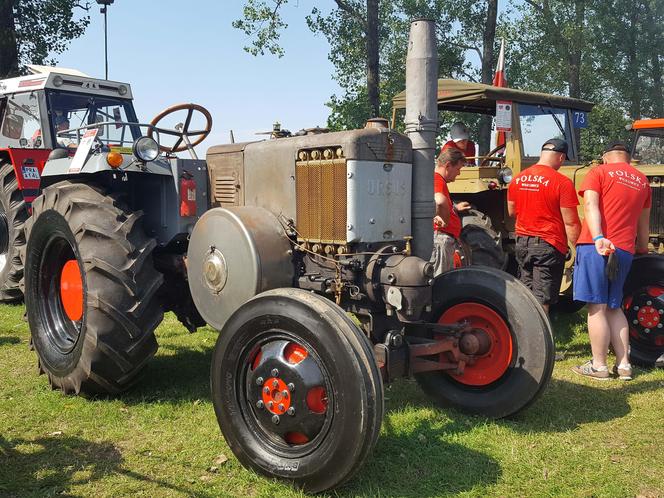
[515,236,566,305]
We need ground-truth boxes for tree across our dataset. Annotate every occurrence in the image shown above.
[234,0,469,130]
[0,0,90,79]
[446,0,500,153]
[234,0,381,117]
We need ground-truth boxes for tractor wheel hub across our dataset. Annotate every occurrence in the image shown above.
[203,248,228,293]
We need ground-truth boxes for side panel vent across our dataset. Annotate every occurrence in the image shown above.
[208,151,243,207]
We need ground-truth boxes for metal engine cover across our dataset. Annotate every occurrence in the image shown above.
[187,206,294,330]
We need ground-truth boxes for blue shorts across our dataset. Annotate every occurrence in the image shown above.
[573,244,633,309]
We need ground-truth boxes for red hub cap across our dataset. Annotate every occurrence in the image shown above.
[60,259,83,321]
[261,377,291,415]
[439,303,513,386]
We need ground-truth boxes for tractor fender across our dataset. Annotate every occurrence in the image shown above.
[448,178,504,194]
[40,153,173,180]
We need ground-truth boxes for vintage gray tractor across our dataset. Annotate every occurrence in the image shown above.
[6,21,554,492]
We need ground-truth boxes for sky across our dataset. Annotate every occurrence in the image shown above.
[56,0,341,146]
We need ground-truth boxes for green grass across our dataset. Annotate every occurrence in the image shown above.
[1,305,663,498]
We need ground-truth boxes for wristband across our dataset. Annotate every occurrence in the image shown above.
[592,234,604,242]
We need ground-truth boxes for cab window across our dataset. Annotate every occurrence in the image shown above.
[47,91,140,148]
[518,104,575,161]
[0,92,45,148]
[633,129,664,164]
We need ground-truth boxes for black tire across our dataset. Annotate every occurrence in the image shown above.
[0,159,28,302]
[25,181,163,394]
[623,255,664,368]
[210,288,383,492]
[460,209,506,269]
[417,266,554,418]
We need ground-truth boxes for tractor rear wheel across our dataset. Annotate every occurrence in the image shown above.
[460,209,506,269]
[623,255,664,368]
[0,159,28,302]
[210,288,383,492]
[24,181,163,394]
[417,266,554,418]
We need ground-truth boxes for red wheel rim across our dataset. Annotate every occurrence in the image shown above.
[60,259,83,322]
[438,303,513,386]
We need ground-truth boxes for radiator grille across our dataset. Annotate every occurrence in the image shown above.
[650,184,664,236]
[295,149,347,244]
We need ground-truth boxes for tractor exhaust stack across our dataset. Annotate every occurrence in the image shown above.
[404,18,438,260]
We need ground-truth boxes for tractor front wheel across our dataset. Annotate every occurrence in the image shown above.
[0,159,28,302]
[24,181,163,394]
[210,288,383,492]
[418,266,554,418]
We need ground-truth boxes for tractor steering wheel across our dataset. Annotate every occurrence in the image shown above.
[148,103,213,153]
[479,143,507,167]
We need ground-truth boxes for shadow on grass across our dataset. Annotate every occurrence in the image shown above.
[341,416,501,497]
[503,377,664,433]
[119,343,214,405]
[0,435,213,498]
[0,336,20,346]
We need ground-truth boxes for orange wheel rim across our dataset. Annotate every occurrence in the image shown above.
[60,259,83,321]
[439,303,513,386]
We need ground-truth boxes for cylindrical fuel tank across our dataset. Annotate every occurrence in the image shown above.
[187,206,294,330]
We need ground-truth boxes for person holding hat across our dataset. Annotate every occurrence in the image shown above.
[572,141,651,381]
[507,138,581,314]
[431,148,471,276]
[442,122,476,165]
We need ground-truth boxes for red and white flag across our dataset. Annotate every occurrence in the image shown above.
[493,39,507,148]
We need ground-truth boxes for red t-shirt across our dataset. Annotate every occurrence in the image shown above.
[434,172,461,238]
[442,140,476,163]
[577,162,651,253]
[507,164,579,254]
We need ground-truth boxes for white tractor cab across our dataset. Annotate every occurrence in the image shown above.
[0,66,211,328]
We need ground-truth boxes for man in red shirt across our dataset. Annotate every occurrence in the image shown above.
[431,148,471,276]
[572,141,651,381]
[507,138,581,313]
[442,122,477,166]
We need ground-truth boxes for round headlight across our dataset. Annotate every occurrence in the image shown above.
[133,136,159,162]
[498,167,513,184]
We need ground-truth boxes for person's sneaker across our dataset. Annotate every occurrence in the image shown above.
[656,353,664,368]
[571,360,610,380]
[612,364,633,381]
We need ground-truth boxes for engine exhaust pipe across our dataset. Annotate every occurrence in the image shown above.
[404,18,438,261]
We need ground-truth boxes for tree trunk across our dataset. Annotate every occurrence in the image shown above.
[479,0,498,155]
[0,0,19,78]
[651,51,663,116]
[366,0,380,117]
[567,0,584,148]
[626,4,641,118]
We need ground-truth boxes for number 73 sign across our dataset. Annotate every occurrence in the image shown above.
[573,111,588,128]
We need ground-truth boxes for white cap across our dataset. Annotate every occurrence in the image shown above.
[450,122,470,142]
